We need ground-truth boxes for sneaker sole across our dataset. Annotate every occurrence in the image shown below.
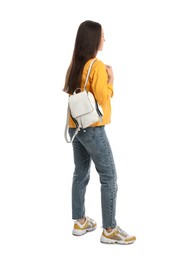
[100,236,136,245]
[72,226,97,236]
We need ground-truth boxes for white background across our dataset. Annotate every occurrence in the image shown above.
[0,0,189,259]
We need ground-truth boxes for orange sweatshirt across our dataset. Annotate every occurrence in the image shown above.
[68,58,114,128]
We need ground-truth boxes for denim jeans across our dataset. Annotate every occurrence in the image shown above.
[69,126,117,229]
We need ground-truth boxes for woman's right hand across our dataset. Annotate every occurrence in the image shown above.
[105,65,114,84]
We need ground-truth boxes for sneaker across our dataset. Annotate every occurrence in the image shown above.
[100,226,136,245]
[72,217,97,236]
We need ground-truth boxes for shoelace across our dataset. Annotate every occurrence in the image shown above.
[86,217,95,225]
[116,226,129,237]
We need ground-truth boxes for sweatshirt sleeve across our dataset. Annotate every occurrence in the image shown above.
[90,60,113,106]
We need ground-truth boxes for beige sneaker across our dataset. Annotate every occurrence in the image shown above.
[72,217,97,236]
[100,226,136,245]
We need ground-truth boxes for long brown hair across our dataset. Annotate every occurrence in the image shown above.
[63,20,102,94]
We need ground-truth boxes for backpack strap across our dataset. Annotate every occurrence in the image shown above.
[83,59,96,91]
[64,105,80,143]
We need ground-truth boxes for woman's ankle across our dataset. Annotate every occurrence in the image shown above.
[106,227,113,233]
[77,217,86,225]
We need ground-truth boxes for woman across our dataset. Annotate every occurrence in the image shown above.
[63,20,136,245]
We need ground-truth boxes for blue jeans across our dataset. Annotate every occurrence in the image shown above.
[69,126,117,229]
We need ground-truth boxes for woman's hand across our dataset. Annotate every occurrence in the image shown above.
[105,65,114,84]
